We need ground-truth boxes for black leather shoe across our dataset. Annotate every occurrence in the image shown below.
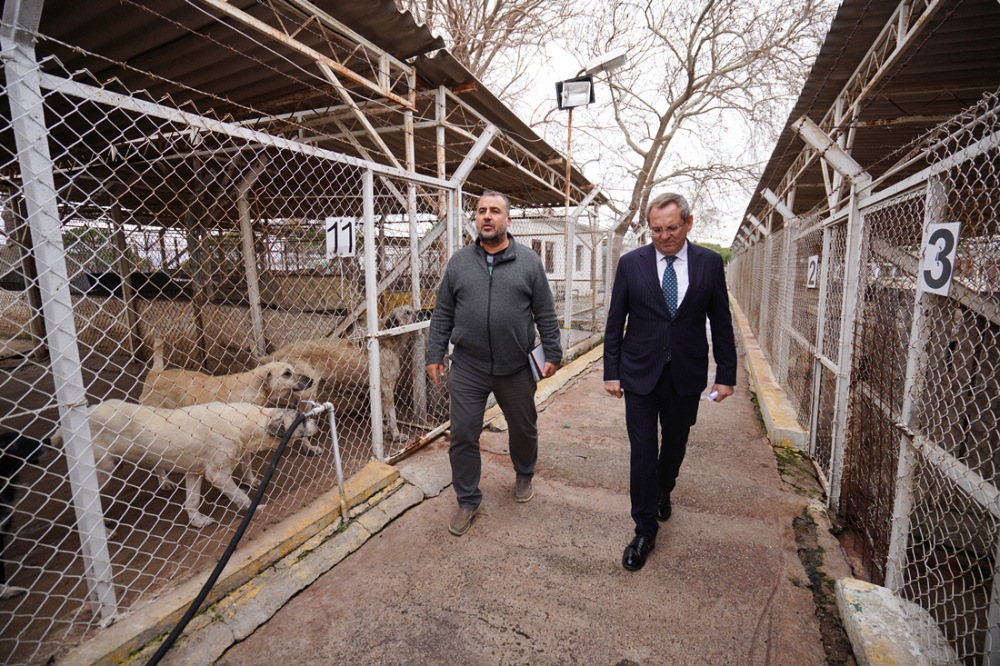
[622,535,655,571]
[657,492,672,522]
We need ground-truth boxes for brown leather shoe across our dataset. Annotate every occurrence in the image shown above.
[449,505,478,536]
[514,477,533,503]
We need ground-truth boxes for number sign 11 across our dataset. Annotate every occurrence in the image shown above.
[325,217,355,258]
[918,222,961,296]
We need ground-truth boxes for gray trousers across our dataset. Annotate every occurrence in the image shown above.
[448,357,538,509]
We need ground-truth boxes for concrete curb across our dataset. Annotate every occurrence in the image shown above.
[56,461,401,666]
[729,297,809,450]
[485,344,604,431]
[836,577,960,666]
[119,481,426,666]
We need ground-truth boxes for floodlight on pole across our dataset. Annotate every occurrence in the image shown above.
[555,48,627,347]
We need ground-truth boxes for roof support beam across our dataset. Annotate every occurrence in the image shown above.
[280,0,414,76]
[317,62,404,170]
[194,0,414,110]
[762,189,796,223]
[449,124,498,186]
[824,0,947,132]
[792,116,872,191]
[746,213,770,238]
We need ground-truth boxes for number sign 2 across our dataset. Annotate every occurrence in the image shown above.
[918,222,961,296]
[806,255,819,289]
[325,217,355,258]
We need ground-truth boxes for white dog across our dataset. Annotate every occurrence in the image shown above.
[139,338,314,410]
[54,400,318,528]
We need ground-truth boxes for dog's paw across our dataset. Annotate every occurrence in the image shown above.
[391,432,408,443]
[0,584,29,600]
[188,513,216,529]
[299,442,324,456]
[158,477,178,491]
[244,475,261,490]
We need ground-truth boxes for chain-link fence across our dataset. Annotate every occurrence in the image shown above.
[730,88,1000,663]
[0,35,462,665]
[456,193,635,355]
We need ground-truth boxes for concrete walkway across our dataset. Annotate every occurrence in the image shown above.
[208,338,852,666]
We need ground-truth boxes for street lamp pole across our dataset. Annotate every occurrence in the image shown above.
[563,106,575,350]
[556,48,627,351]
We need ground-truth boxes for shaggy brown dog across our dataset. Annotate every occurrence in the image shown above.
[265,305,424,443]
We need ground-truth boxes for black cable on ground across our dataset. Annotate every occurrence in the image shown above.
[144,411,311,666]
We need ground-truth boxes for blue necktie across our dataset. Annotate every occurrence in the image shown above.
[663,256,677,363]
[662,256,678,317]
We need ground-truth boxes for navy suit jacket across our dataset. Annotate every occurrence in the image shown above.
[604,242,737,396]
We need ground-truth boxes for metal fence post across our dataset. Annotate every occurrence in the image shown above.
[885,175,949,590]
[563,210,576,350]
[408,183,427,421]
[1,4,118,620]
[986,537,1000,665]
[778,226,796,385]
[759,236,773,354]
[237,159,268,360]
[363,168,384,459]
[829,182,867,511]
[809,226,834,460]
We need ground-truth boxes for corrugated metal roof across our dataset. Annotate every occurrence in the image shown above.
[740,0,1000,242]
[2,0,596,210]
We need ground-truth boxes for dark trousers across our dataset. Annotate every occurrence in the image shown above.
[624,362,701,539]
[448,357,538,510]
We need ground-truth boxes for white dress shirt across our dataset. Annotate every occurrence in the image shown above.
[655,241,690,309]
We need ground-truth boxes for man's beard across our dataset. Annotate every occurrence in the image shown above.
[479,222,508,243]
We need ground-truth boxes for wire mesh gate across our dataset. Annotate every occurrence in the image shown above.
[0,47,459,666]
[729,89,1000,664]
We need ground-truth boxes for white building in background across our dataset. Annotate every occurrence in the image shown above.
[510,214,621,299]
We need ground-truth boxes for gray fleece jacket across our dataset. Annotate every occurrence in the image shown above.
[427,233,562,376]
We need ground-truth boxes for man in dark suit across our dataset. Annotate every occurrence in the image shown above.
[604,192,737,571]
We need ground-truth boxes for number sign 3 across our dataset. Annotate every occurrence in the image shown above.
[918,222,961,296]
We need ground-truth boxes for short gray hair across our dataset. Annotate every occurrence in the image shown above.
[646,192,691,224]
[478,190,511,216]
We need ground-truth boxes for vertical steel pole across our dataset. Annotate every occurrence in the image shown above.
[829,183,867,511]
[323,403,350,520]
[885,175,949,590]
[404,105,426,422]
[562,108,575,350]
[110,202,144,360]
[759,234,773,355]
[408,182,427,421]
[808,226,834,460]
[1,1,118,619]
[237,160,267,360]
[778,222,797,386]
[363,169,384,459]
[985,535,1000,666]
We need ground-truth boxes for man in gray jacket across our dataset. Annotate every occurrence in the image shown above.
[427,191,562,536]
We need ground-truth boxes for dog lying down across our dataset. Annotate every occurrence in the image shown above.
[1,432,49,600]
[139,338,314,410]
[54,400,319,529]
